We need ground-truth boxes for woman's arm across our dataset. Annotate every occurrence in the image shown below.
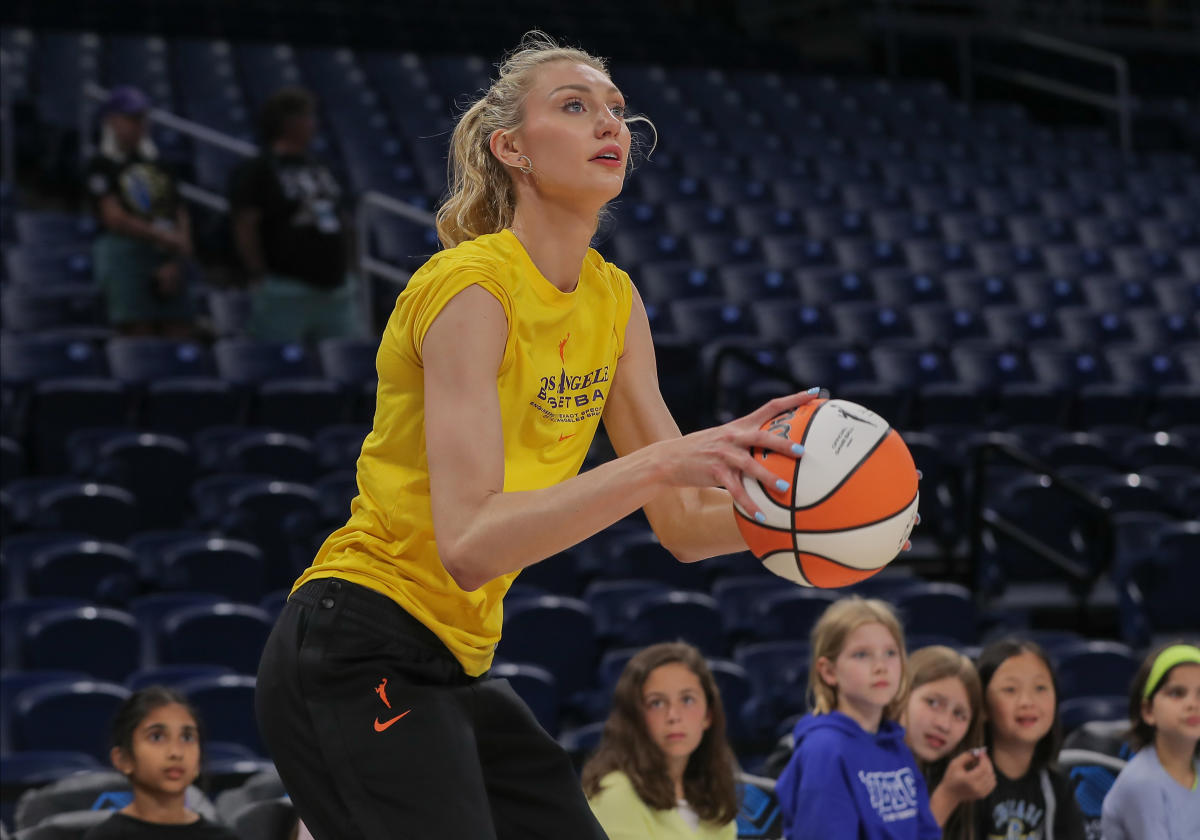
[424,284,812,591]
[602,286,792,562]
[98,195,186,253]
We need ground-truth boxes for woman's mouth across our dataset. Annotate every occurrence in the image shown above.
[924,734,947,751]
[1016,715,1040,728]
[164,767,186,780]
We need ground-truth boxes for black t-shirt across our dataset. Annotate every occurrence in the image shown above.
[229,152,347,288]
[86,153,180,224]
[82,813,239,840]
[976,767,1087,840]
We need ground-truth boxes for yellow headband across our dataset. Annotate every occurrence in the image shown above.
[1144,644,1200,700]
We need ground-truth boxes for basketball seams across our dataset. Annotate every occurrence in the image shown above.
[789,424,893,512]
[791,489,918,534]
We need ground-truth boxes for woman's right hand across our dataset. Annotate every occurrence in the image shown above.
[649,390,821,519]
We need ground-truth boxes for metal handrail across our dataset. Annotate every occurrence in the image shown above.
[867,13,1135,156]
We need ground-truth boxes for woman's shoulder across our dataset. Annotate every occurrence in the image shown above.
[591,769,637,796]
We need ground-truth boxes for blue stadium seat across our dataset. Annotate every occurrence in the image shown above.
[175,675,263,755]
[1013,274,1089,309]
[160,604,273,674]
[219,481,320,586]
[1,435,24,483]
[213,339,319,384]
[625,591,725,656]
[667,299,756,342]
[124,664,235,692]
[318,338,378,386]
[219,431,317,482]
[1054,642,1140,701]
[2,245,94,287]
[27,483,139,543]
[28,380,132,473]
[312,424,368,473]
[515,548,583,598]
[830,302,917,346]
[796,268,875,305]
[12,680,130,761]
[717,265,796,304]
[663,202,738,235]
[1059,695,1127,733]
[733,206,804,239]
[105,338,217,383]
[490,663,559,737]
[188,472,273,527]
[0,333,108,384]
[255,380,347,435]
[944,273,1020,309]
[751,590,838,642]
[1127,310,1200,347]
[750,301,836,344]
[142,380,242,438]
[1,285,104,332]
[787,342,879,391]
[909,303,991,347]
[23,607,142,683]
[1119,432,1199,470]
[983,306,1065,347]
[636,261,719,305]
[687,234,762,268]
[610,230,690,266]
[161,538,267,602]
[708,659,753,745]
[870,270,949,307]
[582,579,669,644]
[894,583,977,644]
[498,596,597,701]
[761,235,834,270]
[87,432,194,530]
[733,639,810,722]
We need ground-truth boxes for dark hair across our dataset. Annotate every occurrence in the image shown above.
[258,86,315,144]
[1127,639,1200,754]
[110,685,204,759]
[976,639,1063,773]
[581,642,739,825]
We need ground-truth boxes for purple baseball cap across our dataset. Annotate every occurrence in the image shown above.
[102,85,151,116]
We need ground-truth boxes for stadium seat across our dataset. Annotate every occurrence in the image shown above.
[499,596,597,702]
[894,583,977,644]
[318,337,378,386]
[624,591,725,656]
[23,607,142,682]
[213,339,319,384]
[175,674,263,755]
[1059,695,1127,733]
[159,604,274,674]
[1054,641,1140,701]
[229,797,296,840]
[160,537,268,602]
[11,682,130,761]
[490,663,559,736]
[582,579,670,644]
[255,380,348,435]
[105,338,217,383]
[751,590,838,642]
[26,539,137,602]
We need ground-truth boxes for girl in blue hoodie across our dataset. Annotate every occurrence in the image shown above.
[776,596,941,840]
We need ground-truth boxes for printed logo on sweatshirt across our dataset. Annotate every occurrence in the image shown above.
[856,768,920,822]
[987,799,1044,839]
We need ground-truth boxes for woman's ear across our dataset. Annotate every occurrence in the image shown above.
[1140,697,1157,729]
[488,128,524,171]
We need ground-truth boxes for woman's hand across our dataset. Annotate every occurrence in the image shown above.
[649,389,820,520]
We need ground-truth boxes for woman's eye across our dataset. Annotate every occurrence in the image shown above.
[609,104,626,118]
[564,98,584,113]
[926,697,941,709]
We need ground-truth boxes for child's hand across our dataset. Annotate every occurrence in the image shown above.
[943,748,996,802]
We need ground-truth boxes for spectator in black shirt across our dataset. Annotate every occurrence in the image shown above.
[229,86,360,343]
[87,85,194,336]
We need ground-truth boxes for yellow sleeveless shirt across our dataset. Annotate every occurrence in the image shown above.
[294,229,634,675]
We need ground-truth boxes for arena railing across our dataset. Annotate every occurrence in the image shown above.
[80,82,436,333]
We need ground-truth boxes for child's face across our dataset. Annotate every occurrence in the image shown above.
[1143,663,1200,744]
[904,676,973,762]
[985,651,1055,748]
[641,662,711,764]
[823,622,903,717]
[112,702,201,796]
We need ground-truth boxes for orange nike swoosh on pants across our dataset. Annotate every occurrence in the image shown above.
[373,710,411,731]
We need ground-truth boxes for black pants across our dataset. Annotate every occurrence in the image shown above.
[255,577,608,840]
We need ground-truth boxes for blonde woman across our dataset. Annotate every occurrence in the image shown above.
[776,597,939,840]
[255,31,816,839]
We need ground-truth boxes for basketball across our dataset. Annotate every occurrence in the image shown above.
[733,399,919,588]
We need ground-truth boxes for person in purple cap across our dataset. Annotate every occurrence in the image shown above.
[86,85,195,336]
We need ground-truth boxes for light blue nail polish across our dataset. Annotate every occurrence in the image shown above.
[915,513,922,525]
[775,479,789,492]
[806,386,821,395]
[791,443,805,456]
[754,511,766,523]
[916,469,924,480]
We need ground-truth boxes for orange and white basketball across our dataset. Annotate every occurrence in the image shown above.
[733,399,919,588]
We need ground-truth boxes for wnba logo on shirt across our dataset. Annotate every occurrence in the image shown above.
[856,768,919,822]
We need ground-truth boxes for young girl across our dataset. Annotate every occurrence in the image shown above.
[975,639,1086,840]
[83,686,237,839]
[776,597,940,840]
[1101,642,1200,839]
[583,642,739,839]
[901,645,995,840]
[255,31,820,840]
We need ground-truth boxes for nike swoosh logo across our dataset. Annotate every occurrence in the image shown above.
[373,710,411,731]
[559,433,575,441]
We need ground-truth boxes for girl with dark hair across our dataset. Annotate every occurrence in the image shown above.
[1101,641,1200,839]
[900,645,994,840]
[582,642,739,839]
[82,686,237,839]
[974,639,1085,840]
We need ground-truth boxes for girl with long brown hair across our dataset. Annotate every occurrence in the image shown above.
[583,642,739,839]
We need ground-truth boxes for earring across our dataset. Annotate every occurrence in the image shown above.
[517,154,534,175]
